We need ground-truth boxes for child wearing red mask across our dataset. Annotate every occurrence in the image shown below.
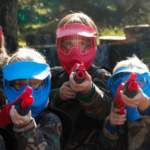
[50,12,112,150]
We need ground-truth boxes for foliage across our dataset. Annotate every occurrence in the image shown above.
[18,0,150,44]
[142,48,150,64]
[99,26,125,36]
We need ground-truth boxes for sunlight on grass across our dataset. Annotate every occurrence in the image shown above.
[142,48,150,64]
[99,26,125,36]
[97,26,125,44]
[18,41,27,46]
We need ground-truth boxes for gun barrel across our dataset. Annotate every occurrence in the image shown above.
[128,82,138,92]
[127,72,137,82]
[20,96,34,109]
[74,69,85,84]
[73,63,86,84]
[15,86,34,116]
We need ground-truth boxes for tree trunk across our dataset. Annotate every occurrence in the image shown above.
[0,0,18,53]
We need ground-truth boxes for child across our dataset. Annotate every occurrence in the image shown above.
[2,47,64,150]
[100,55,150,150]
[50,12,112,150]
[0,27,14,150]
[0,27,9,67]
[0,27,9,109]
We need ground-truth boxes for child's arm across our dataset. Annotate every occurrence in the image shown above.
[10,105,31,128]
[99,108,127,149]
[50,82,76,107]
[108,108,126,128]
[58,81,76,101]
[99,108,121,149]
[74,69,112,120]
[121,87,150,111]
[13,111,62,150]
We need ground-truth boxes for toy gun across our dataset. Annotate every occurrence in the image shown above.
[114,72,138,134]
[0,86,34,128]
[72,62,86,84]
[122,72,138,98]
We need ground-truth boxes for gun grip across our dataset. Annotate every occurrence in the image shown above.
[15,99,31,116]
[118,125,124,134]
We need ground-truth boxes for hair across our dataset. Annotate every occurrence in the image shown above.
[113,55,149,73]
[8,47,46,64]
[0,34,9,69]
[0,31,9,108]
[57,12,98,35]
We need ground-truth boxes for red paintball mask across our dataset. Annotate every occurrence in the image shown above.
[56,23,97,74]
[0,27,2,43]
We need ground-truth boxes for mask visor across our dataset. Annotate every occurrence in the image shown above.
[56,23,97,38]
[2,61,50,81]
[57,35,95,56]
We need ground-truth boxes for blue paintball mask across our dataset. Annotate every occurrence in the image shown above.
[107,66,150,121]
[2,61,51,118]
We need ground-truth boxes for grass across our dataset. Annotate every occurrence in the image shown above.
[99,26,125,36]
[97,26,125,44]
[142,48,150,64]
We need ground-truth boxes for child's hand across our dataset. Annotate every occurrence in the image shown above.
[109,108,126,127]
[69,71,92,95]
[120,87,150,111]
[10,105,31,128]
[59,81,76,100]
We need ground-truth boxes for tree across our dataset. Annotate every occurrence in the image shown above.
[0,0,18,53]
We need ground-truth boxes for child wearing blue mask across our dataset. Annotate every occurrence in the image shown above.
[100,55,150,150]
[2,47,69,150]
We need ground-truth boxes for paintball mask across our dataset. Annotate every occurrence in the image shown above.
[56,23,97,74]
[2,61,51,117]
[107,66,150,98]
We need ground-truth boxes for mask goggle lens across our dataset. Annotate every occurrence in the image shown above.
[58,36,94,56]
[111,73,148,89]
[8,79,45,91]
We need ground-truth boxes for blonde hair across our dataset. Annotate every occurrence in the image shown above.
[0,34,9,68]
[8,47,46,64]
[113,55,149,73]
[57,12,98,35]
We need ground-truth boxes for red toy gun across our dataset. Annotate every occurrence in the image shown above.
[122,72,138,98]
[0,86,34,128]
[72,62,86,84]
[114,72,138,134]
